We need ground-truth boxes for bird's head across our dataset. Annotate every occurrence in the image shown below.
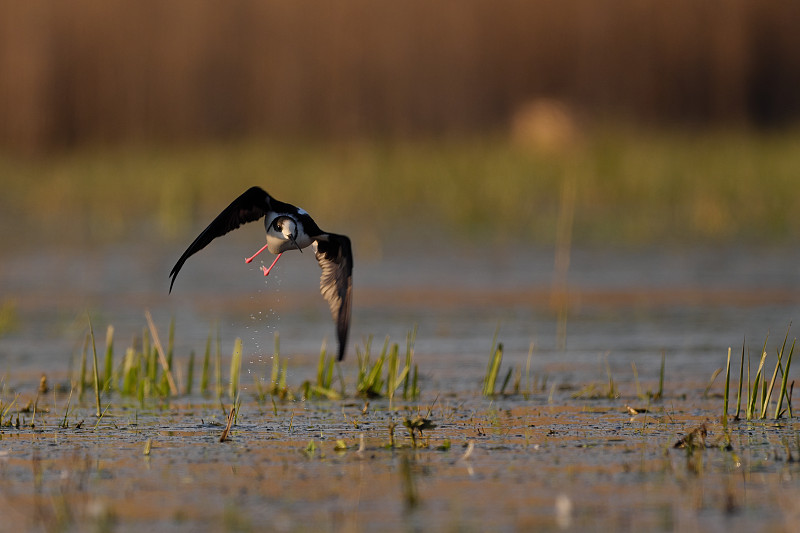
[271,216,302,251]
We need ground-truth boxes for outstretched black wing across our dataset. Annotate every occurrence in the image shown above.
[169,187,273,292]
[314,233,353,361]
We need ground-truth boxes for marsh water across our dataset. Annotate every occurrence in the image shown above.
[2,237,800,532]
[3,236,800,385]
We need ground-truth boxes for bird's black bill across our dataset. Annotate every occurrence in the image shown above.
[289,234,302,253]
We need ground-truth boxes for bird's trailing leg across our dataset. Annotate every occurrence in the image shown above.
[245,242,270,264]
[261,253,282,276]
[245,242,282,276]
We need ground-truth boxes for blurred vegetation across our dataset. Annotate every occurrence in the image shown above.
[2,127,800,249]
[1,1,799,153]
[0,299,19,337]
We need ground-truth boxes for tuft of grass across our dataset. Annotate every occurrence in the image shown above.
[267,332,292,400]
[723,325,795,421]
[355,330,419,400]
[302,340,341,400]
[56,313,429,405]
[145,310,178,396]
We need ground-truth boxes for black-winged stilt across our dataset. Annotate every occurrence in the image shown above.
[169,186,353,360]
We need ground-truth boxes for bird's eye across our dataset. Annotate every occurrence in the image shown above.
[272,220,282,230]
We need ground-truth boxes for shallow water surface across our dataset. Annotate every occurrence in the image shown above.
[2,240,799,385]
[2,241,800,531]
[2,393,800,533]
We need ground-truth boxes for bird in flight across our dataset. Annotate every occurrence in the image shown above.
[169,186,353,360]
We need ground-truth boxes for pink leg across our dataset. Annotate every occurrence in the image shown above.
[261,253,282,276]
[245,242,270,263]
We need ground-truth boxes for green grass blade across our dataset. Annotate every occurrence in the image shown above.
[316,341,327,387]
[201,330,211,395]
[524,342,534,397]
[229,338,242,400]
[735,337,745,420]
[387,342,399,400]
[78,332,89,399]
[775,338,795,419]
[88,316,102,417]
[747,348,766,419]
[186,350,195,395]
[483,343,503,396]
[723,347,731,425]
[103,325,114,391]
[762,325,790,418]
[403,326,418,399]
[499,366,513,395]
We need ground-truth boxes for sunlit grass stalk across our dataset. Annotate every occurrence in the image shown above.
[734,339,745,420]
[161,317,175,395]
[387,342,413,402]
[229,338,242,400]
[122,347,137,395]
[142,327,151,382]
[88,316,102,417]
[201,331,211,395]
[632,361,642,399]
[522,343,534,399]
[775,337,795,419]
[146,333,157,395]
[279,359,288,392]
[214,325,222,399]
[656,350,665,400]
[186,351,195,395]
[746,335,769,419]
[271,332,280,391]
[499,365,513,395]
[357,336,388,397]
[93,403,111,429]
[746,350,766,419]
[103,325,114,391]
[760,329,789,418]
[308,341,340,399]
[387,342,398,401]
[59,388,73,429]
[2,393,19,424]
[403,326,418,400]
[356,336,372,389]
[722,347,731,425]
[316,341,328,388]
[604,353,617,398]
[78,333,89,399]
[145,310,178,396]
[483,342,503,396]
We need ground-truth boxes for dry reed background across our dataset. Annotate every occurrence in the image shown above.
[2,0,800,153]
